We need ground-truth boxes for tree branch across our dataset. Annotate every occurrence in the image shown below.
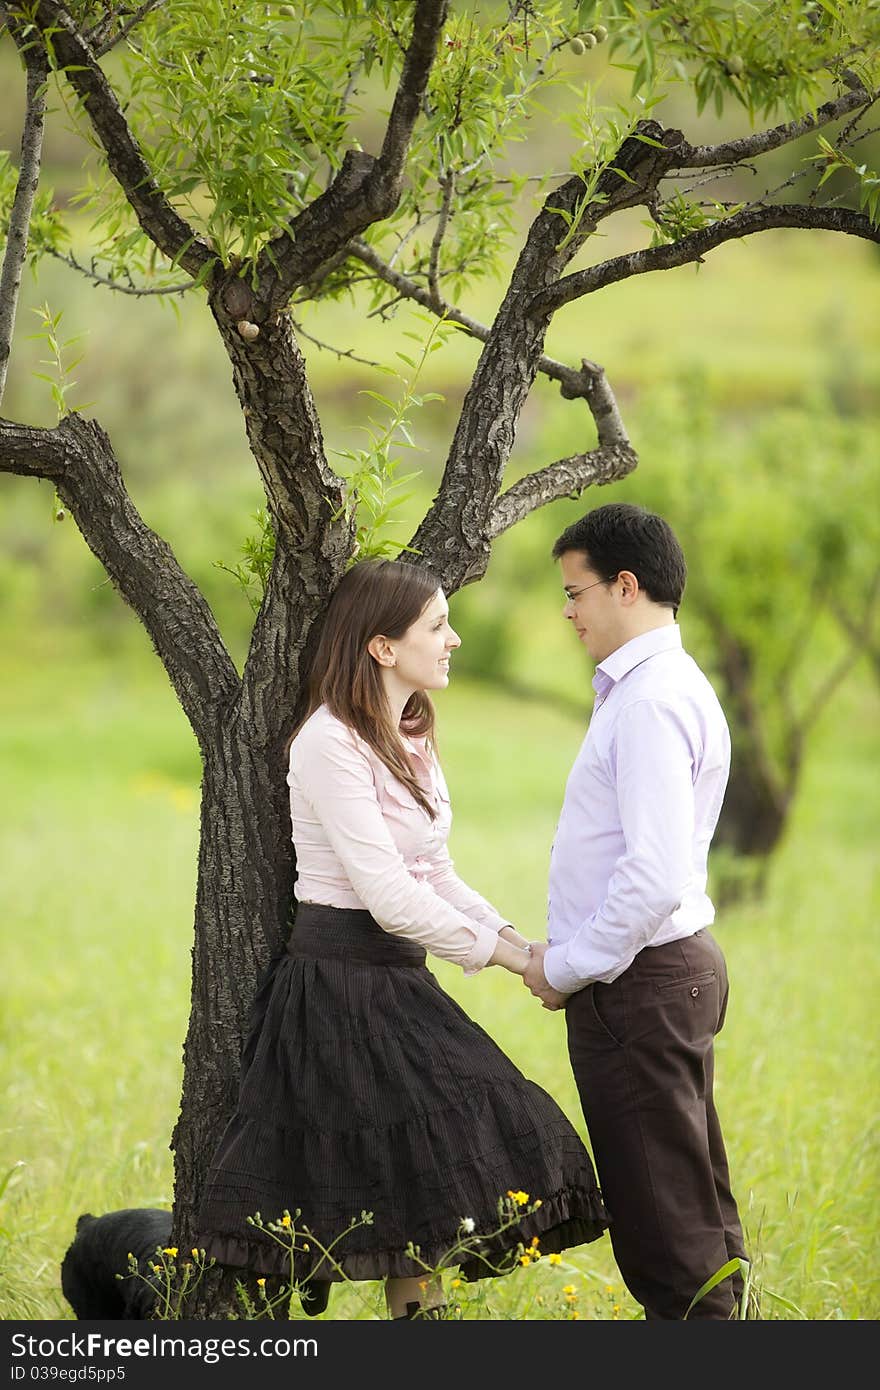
[0,415,67,477]
[0,31,47,408]
[428,170,455,309]
[45,246,195,297]
[11,2,214,278]
[83,0,166,58]
[405,122,681,589]
[259,0,449,311]
[373,0,449,191]
[204,283,355,730]
[0,413,240,744]
[831,568,880,683]
[533,204,880,316]
[673,86,873,169]
[347,238,623,401]
[487,442,638,540]
[488,359,636,539]
[799,568,880,736]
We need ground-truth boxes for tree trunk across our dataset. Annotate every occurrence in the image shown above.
[170,717,303,1315]
[715,754,793,858]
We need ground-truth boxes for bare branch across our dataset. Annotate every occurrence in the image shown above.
[832,582,880,685]
[291,318,386,370]
[673,86,872,169]
[347,238,622,401]
[259,0,449,310]
[0,413,239,744]
[46,246,195,297]
[534,204,880,316]
[428,171,455,309]
[487,443,638,540]
[10,2,214,278]
[802,569,880,729]
[89,0,166,58]
[0,36,47,408]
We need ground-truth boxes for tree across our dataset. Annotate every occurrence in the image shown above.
[1,0,878,1314]
[607,386,880,872]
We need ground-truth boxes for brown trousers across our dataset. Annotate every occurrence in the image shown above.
[565,929,747,1320]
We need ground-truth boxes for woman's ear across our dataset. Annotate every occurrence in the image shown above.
[368,635,397,668]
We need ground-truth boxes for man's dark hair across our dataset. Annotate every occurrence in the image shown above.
[552,503,687,611]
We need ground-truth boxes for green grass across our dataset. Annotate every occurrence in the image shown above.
[0,629,877,1320]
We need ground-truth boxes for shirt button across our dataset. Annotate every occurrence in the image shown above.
[690,986,700,997]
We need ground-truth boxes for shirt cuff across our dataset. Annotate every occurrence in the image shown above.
[461,923,502,976]
[543,942,588,994]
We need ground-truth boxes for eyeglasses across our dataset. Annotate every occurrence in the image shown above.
[563,575,616,603]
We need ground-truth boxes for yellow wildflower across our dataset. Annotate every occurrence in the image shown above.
[191,1249,199,1258]
[605,1284,614,1294]
[507,1190,530,1207]
[280,1214,292,1228]
[162,1247,178,1258]
[256,1278,266,1288]
[563,1284,577,1295]
[570,1310,580,1320]
[530,1236,540,1248]
[547,1253,562,1266]
[519,1253,532,1266]
[451,1279,462,1289]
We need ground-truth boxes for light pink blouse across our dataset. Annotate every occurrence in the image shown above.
[287,705,509,973]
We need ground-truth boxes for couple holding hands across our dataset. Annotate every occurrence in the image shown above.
[196,503,748,1321]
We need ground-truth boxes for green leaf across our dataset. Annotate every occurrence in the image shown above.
[684,1258,749,1319]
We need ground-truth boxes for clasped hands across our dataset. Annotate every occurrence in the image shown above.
[522,941,570,1012]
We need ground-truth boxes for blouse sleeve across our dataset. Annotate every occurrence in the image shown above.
[419,754,510,933]
[421,844,510,934]
[293,720,499,973]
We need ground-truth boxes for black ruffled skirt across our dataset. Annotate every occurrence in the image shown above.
[196,903,609,1283]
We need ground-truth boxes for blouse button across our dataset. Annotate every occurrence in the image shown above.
[690,986,699,997]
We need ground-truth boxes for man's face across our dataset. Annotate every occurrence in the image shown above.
[559,550,623,665]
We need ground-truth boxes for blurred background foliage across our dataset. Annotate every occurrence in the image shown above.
[1,2,879,1319]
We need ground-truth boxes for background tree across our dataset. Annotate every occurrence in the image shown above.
[460,382,880,894]
[1,0,878,1313]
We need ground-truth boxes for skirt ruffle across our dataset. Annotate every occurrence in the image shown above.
[196,905,609,1283]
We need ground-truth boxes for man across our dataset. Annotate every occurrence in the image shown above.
[523,502,748,1321]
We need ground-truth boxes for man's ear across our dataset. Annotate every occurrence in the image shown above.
[617,570,640,604]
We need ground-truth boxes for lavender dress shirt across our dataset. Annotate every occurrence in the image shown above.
[287,706,509,974]
[544,625,731,994]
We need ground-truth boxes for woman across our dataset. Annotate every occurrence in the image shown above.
[196,559,608,1319]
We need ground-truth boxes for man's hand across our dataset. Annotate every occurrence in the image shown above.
[522,942,570,1011]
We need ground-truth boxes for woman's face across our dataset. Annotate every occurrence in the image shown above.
[388,588,461,692]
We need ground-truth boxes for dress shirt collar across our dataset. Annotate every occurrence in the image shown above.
[592,623,682,699]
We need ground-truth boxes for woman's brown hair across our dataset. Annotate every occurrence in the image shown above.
[286,559,443,818]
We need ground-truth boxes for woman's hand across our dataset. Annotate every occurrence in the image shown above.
[498,924,533,952]
[522,942,571,1010]
[488,933,534,977]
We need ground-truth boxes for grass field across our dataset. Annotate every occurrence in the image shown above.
[0,623,877,1321]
